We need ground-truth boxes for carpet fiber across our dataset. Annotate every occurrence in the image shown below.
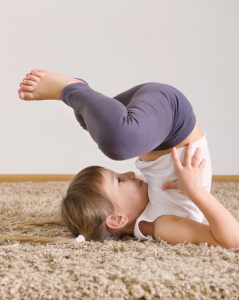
[0,179,239,300]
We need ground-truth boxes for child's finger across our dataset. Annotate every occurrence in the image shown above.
[192,147,201,168]
[184,143,192,167]
[199,158,206,171]
[172,147,182,171]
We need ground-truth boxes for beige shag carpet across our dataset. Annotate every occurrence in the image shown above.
[0,179,239,300]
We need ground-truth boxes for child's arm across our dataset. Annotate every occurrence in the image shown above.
[184,186,239,248]
[160,143,239,248]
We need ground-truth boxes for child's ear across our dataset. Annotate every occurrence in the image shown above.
[106,214,128,229]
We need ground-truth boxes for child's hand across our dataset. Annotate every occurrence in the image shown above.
[162,143,206,197]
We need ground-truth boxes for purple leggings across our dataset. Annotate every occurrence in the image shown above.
[60,79,196,161]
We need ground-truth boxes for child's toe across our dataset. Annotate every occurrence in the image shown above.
[21,84,34,92]
[31,69,42,77]
[25,75,39,82]
[19,92,25,100]
[19,91,34,101]
[22,78,36,86]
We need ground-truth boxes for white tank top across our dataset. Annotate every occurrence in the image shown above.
[134,132,212,241]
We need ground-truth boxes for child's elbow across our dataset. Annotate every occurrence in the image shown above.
[221,238,239,249]
[228,241,239,249]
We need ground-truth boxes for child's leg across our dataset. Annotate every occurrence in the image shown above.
[61,82,174,160]
[72,79,152,132]
[19,70,196,161]
[72,78,88,130]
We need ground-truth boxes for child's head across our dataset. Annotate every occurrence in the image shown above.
[61,165,149,242]
[0,165,149,245]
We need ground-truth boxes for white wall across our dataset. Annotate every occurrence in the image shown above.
[1,0,238,175]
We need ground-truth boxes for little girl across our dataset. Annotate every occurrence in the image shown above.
[2,69,238,248]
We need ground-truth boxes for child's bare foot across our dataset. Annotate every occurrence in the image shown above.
[18,69,85,101]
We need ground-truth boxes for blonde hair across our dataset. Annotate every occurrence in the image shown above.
[0,165,134,245]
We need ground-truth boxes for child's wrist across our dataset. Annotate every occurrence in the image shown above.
[185,185,206,199]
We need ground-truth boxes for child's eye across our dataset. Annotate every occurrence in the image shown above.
[118,177,121,183]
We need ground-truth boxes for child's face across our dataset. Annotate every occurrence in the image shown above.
[102,169,149,227]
